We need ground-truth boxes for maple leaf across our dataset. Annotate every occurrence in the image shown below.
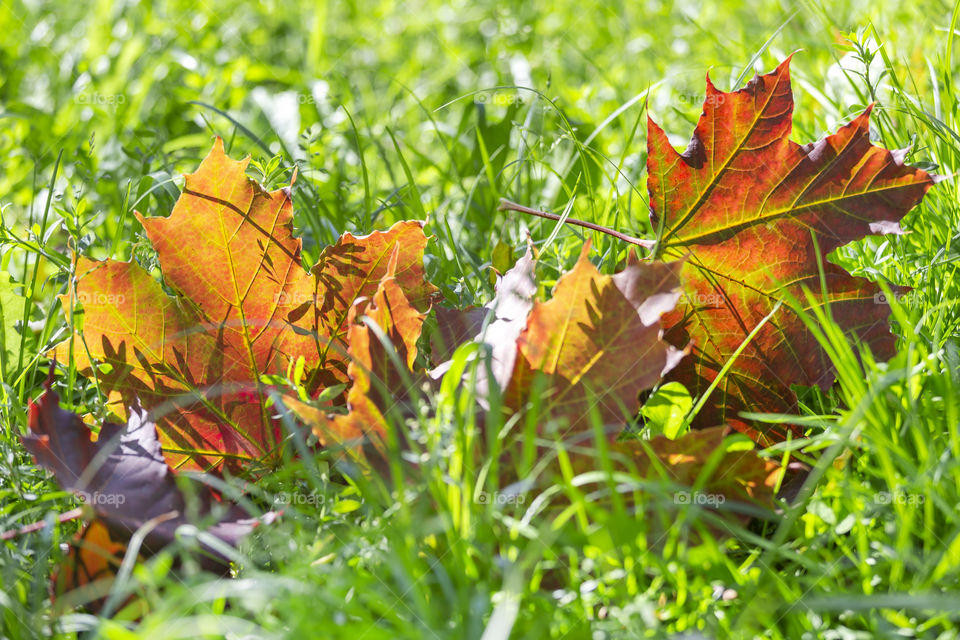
[311,246,780,517]
[497,243,685,436]
[430,246,682,435]
[311,220,437,386]
[54,140,436,469]
[311,249,427,457]
[647,58,939,441]
[22,371,271,576]
[567,426,783,515]
[55,520,128,606]
[57,258,236,469]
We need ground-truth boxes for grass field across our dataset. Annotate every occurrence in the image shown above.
[3,0,960,638]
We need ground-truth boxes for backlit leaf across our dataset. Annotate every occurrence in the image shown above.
[504,243,685,437]
[54,140,436,469]
[311,250,427,455]
[22,371,272,577]
[647,58,939,441]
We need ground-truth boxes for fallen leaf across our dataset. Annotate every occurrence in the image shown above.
[617,427,781,506]
[647,58,939,441]
[504,243,685,437]
[57,258,236,470]
[311,250,427,455]
[311,220,437,386]
[53,520,134,613]
[22,369,273,575]
[568,426,782,512]
[54,139,436,469]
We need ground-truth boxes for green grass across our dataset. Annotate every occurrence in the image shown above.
[3,0,960,637]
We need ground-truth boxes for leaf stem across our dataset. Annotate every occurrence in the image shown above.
[498,199,654,249]
[0,507,84,541]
